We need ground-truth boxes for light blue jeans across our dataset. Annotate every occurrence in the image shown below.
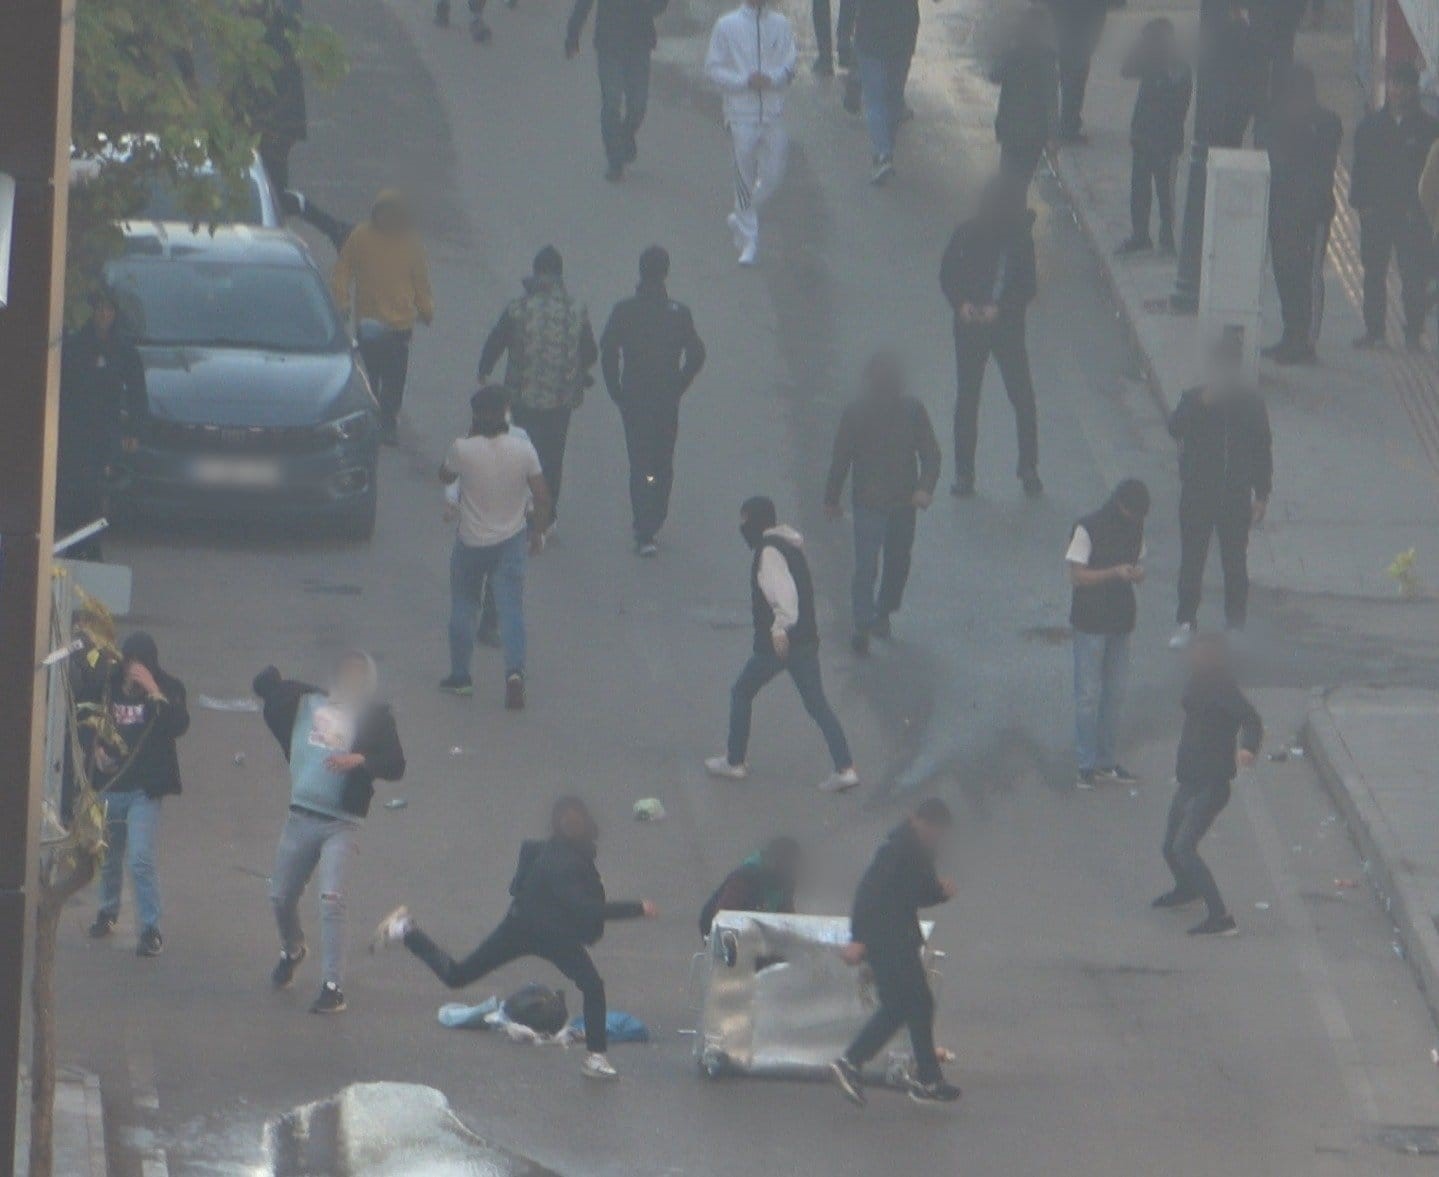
[857,52,906,159]
[449,531,527,679]
[1072,630,1130,774]
[98,790,163,931]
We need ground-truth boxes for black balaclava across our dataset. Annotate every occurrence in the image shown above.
[740,496,777,550]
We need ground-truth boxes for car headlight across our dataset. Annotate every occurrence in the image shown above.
[318,411,372,444]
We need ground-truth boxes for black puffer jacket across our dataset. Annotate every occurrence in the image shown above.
[509,835,645,946]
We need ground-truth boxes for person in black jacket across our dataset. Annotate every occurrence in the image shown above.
[698,835,802,937]
[87,633,189,958]
[1167,341,1273,647]
[1153,635,1262,935]
[1042,0,1112,141]
[1116,18,1191,254]
[853,0,921,184]
[600,245,706,555]
[1263,65,1342,363]
[252,0,307,191]
[255,654,406,1014]
[989,5,1058,186]
[1201,0,1267,149]
[567,0,670,181]
[374,797,656,1081]
[940,177,1042,498]
[57,287,145,560]
[831,799,961,1106]
[1350,60,1439,349]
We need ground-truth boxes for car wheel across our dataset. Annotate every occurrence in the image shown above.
[338,478,378,542]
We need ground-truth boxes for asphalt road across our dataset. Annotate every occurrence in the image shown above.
[54,0,1439,1172]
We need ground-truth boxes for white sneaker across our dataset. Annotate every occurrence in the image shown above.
[1168,623,1195,650]
[543,520,558,543]
[582,1052,619,1081]
[705,756,749,780]
[726,212,746,254]
[738,240,758,267]
[819,767,861,793]
[370,905,413,952]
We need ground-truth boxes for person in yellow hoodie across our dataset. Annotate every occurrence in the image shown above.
[331,190,435,444]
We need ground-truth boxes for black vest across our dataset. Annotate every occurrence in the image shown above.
[751,536,819,652]
[1069,505,1143,635]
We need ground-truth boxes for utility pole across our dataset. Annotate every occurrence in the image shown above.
[0,0,75,1171]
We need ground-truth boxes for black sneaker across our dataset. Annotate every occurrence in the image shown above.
[1151,889,1199,909]
[505,672,526,711]
[1187,913,1238,936]
[271,944,308,990]
[870,613,892,639]
[1097,764,1139,785]
[310,982,348,1014]
[136,928,164,958]
[850,632,870,658]
[830,1057,866,1106]
[89,912,117,940]
[1021,473,1044,498]
[438,674,474,696]
[907,1078,962,1104]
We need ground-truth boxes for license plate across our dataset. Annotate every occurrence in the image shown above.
[191,456,282,489]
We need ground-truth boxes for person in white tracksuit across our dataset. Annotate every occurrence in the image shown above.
[704,0,797,266]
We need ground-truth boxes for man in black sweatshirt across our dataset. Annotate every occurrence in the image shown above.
[600,245,706,555]
[831,798,961,1106]
[940,177,1042,498]
[566,0,670,181]
[1153,635,1262,935]
[1167,341,1273,648]
[989,4,1059,186]
[373,797,656,1081]
[1116,18,1190,254]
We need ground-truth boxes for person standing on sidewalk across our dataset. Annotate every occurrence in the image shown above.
[1042,0,1112,142]
[87,633,189,959]
[476,247,597,529]
[823,351,940,656]
[256,654,406,1014]
[989,4,1058,187]
[565,0,669,182]
[830,798,962,1107]
[1167,341,1273,649]
[704,496,860,793]
[853,0,920,184]
[1262,64,1341,364]
[940,177,1042,499]
[1350,60,1439,350]
[372,796,657,1081]
[704,0,797,267]
[330,190,435,445]
[600,245,707,557]
[1067,479,1149,790]
[1115,18,1190,255]
[439,387,552,709]
[1152,634,1262,937]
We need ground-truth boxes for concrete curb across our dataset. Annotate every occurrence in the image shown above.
[1303,688,1439,1034]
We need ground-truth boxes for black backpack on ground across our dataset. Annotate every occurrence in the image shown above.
[502,983,569,1035]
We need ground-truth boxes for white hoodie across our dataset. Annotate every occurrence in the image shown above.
[705,3,797,125]
[756,524,805,638]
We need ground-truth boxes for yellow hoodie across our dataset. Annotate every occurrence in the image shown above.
[330,192,435,331]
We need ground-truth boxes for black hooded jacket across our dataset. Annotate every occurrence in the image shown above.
[566,0,669,53]
[508,835,645,946]
[850,821,948,956]
[252,665,406,818]
[91,633,189,798]
[940,210,1039,323]
[990,43,1059,149]
[600,280,706,407]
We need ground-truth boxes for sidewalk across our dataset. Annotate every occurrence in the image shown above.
[1050,0,1439,599]
[1306,687,1439,1031]
[13,1067,108,1177]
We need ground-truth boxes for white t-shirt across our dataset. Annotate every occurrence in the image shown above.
[1065,525,1146,565]
[443,431,542,548]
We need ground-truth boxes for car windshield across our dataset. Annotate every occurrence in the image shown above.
[108,258,346,353]
[140,174,267,225]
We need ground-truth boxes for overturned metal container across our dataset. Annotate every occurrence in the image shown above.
[690,912,941,1084]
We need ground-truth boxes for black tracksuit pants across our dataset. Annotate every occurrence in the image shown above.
[1359,210,1432,340]
[1176,488,1251,628]
[405,915,608,1052]
[843,946,942,1085]
[621,399,680,542]
[512,405,573,518]
[1161,775,1232,918]
[1130,147,1177,245]
[953,319,1039,484]
[1270,215,1331,347]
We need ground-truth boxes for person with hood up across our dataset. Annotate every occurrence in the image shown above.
[705,496,860,793]
[830,798,961,1106]
[373,796,657,1081]
[255,652,406,1014]
[600,245,707,556]
[989,4,1059,187]
[940,175,1042,498]
[477,247,597,527]
[698,835,802,937]
[251,0,308,191]
[87,633,189,958]
[331,190,435,444]
[565,0,670,181]
[58,286,145,560]
[704,0,798,266]
[1115,17,1191,255]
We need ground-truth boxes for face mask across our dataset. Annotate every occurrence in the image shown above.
[740,519,767,549]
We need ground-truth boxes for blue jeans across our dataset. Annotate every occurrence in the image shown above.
[857,52,906,159]
[597,46,651,168]
[449,532,527,678]
[727,645,853,770]
[851,505,916,634]
[98,790,163,931]
[1072,630,1130,773]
